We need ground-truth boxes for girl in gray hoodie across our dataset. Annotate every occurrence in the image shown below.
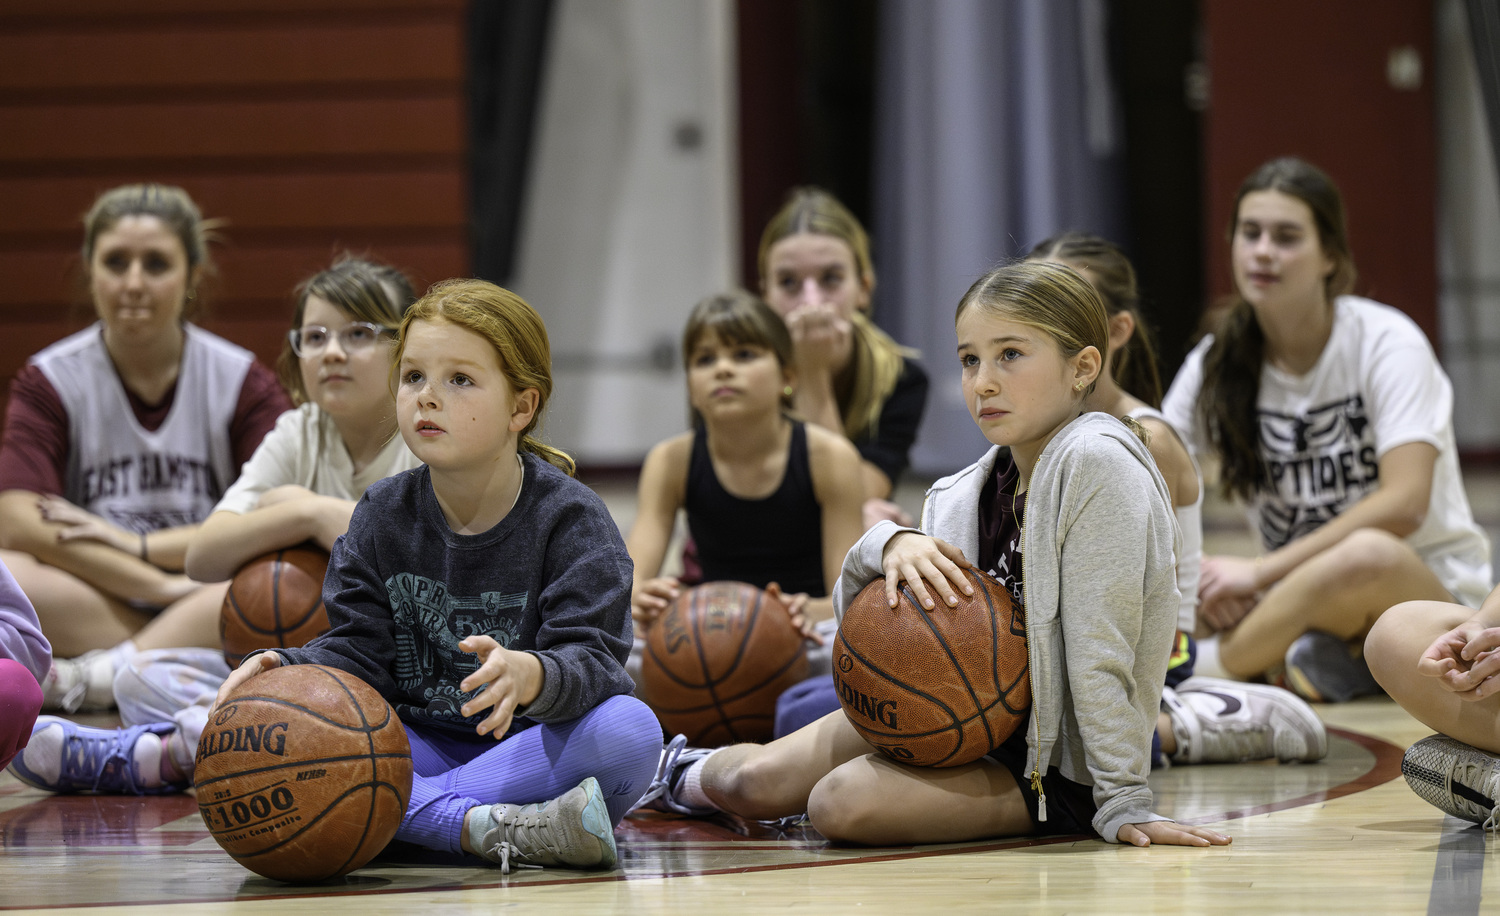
[638,261,1231,849]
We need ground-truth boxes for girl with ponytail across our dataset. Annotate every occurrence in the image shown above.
[1162,157,1490,703]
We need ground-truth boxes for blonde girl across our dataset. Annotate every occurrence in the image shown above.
[213,279,661,873]
[1030,233,1324,768]
[758,188,928,527]
[638,261,1230,850]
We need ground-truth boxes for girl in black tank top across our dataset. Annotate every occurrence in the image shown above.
[624,292,865,641]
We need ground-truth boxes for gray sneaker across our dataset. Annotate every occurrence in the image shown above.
[1283,631,1382,703]
[475,777,618,874]
[1163,677,1328,764]
[1403,735,1500,829]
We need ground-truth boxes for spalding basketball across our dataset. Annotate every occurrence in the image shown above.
[641,581,809,745]
[221,546,331,666]
[834,570,1029,767]
[194,664,413,883]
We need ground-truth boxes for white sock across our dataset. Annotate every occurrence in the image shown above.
[133,732,165,790]
[23,722,65,782]
[467,804,497,855]
[1194,635,1232,680]
[676,757,715,811]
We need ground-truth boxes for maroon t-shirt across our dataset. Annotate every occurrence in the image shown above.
[976,450,1025,611]
[0,361,290,498]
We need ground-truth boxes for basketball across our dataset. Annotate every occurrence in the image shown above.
[834,569,1029,767]
[221,546,332,666]
[640,581,809,745]
[193,664,413,883]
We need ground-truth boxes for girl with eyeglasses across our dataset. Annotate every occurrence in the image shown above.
[8,256,423,796]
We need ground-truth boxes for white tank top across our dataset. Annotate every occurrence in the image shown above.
[1129,405,1203,633]
[32,323,253,533]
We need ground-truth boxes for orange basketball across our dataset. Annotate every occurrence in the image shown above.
[834,570,1029,767]
[641,581,809,745]
[194,664,413,883]
[221,546,331,666]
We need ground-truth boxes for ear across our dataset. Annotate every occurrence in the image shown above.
[856,267,876,313]
[1106,311,1135,355]
[508,387,541,433]
[1072,345,1103,392]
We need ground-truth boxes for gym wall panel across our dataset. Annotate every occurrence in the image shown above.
[0,0,468,415]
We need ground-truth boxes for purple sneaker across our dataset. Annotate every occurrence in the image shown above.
[7,716,186,796]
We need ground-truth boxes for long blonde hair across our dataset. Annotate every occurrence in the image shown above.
[758,187,914,441]
[393,278,575,475]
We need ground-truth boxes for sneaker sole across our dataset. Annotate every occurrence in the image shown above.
[1178,677,1329,762]
[576,777,619,869]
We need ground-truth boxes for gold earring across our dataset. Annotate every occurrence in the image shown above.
[1074,380,1087,391]
[783,385,795,398]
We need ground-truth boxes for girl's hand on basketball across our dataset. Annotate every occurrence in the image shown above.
[880,532,973,611]
[213,652,282,709]
[632,576,681,628]
[1117,821,1231,848]
[38,496,132,552]
[458,635,543,739]
[764,582,823,644]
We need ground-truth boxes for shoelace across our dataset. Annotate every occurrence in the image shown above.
[61,727,140,794]
[630,734,688,813]
[485,805,559,875]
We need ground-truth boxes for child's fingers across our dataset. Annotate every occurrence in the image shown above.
[458,634,500,657]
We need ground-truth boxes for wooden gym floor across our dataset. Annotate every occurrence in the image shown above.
[3,473,1500,914]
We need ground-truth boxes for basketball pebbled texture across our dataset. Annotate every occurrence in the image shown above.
[220,546,331,667]
[834,569,1030,767]
[641,581,810,745]
[194,664,413,883]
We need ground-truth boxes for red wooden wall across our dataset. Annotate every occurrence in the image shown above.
[0,0,469,402]
[1202,0,1437,339]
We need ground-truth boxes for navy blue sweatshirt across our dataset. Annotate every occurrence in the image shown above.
[278,452,636,739]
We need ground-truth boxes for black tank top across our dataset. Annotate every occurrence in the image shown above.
[684,420,826,597]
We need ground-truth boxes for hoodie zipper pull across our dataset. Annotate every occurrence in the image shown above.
[1030,769,1048,822]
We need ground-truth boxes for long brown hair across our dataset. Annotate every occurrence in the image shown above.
[757,187,914,441]
[393,278,575,475]
[1027,232,1163,407]
[1199,157,1356,498]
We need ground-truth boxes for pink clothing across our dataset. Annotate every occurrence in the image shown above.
[0,659,43,770]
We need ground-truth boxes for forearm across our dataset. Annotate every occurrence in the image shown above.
[187,500,351,582]
[1258,487,1424,587]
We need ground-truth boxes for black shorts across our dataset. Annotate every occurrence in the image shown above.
[987,728,1098,838]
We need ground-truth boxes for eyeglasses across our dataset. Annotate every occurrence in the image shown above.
[288,322,393,357]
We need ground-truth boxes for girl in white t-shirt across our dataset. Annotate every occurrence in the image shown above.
[1161,157,1491,703]
[8,256,424,795]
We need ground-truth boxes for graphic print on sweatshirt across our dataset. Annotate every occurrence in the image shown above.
[1257,393,1378,549]
[386,571,527,717]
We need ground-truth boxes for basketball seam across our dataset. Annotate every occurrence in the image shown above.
[909,570,996,752]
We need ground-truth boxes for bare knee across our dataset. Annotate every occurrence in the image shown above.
[806,764,877,844]
[1364,599,1467,694]
[1301,528,1410,588]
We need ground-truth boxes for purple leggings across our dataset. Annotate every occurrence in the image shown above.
[0,659,43,771]
[397,693,661,853]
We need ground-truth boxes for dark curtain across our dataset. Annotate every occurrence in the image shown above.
[468,0,554,285]
[1466,0,1500,184]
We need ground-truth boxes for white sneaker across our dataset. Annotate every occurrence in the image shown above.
[1164,676,1328,764]
[39,650,118,713]
[473,777,618,875]
[1403,735,1500,829]
[629,734,717,817]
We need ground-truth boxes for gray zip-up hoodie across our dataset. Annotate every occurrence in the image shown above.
[832,411,1179,842]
